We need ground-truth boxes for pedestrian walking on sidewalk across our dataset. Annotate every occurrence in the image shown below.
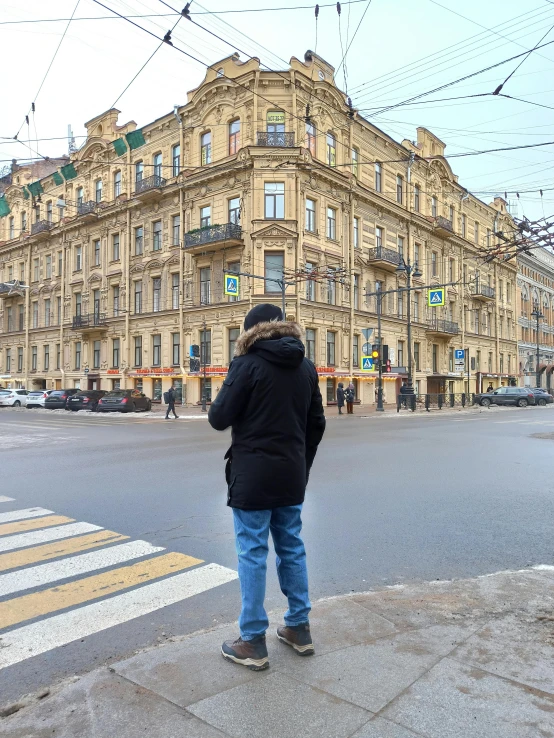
[345,383,355,414]
[209,303,326,671]
[164,384,178,419]
[336,382,345,414]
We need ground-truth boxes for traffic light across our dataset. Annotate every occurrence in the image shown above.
[371,343,380,361]
[190,344,200,358]
[190,358,200,373]
[385,360,392,373]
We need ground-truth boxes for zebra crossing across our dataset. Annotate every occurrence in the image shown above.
[0,497,237,671]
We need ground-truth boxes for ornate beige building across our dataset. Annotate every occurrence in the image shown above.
[0,51,517,405]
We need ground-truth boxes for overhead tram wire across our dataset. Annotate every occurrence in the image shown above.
[353,18,554,108]
[491,19,554,96]
[335,0,372,77]
[348,5,554,98]
[350,9,554,106]
[109,7,188,109]
[365,38,554,117]
[13,0,81,142]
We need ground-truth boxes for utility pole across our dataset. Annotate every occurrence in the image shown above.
[376,285,384,411]
[531,302,544,387]
[395,258,422,393]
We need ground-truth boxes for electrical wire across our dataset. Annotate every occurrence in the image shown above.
[335,0,372,77]
[13,0,81,141]
[492,20,554,95]
[366,38,554,117]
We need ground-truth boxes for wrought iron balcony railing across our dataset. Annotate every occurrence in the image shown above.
[135,175,166,194]
[77,201,96,216]
[184,223,242,248]
[426,318,459,335]
[472,284,495,299]
[31,220,53,235]
[72,312,107,329]
[257,131,295,147]
[368,247,401,266]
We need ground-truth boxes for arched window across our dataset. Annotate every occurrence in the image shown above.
[305,122,316,156]
[76,187,84,206]
[113,170,121,197]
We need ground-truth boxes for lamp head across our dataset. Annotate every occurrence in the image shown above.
[413,263,423,279]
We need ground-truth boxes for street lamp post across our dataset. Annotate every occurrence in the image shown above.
[531,303,544,387]
[395,258,422,395]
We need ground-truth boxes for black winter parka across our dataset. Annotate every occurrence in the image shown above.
[208,321,326,510]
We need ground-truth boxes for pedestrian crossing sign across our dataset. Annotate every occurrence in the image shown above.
[224,274,239,297]
[361,356,375,372]
[427,288,445,307]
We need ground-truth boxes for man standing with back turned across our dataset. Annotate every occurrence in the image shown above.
[209,304,326,671]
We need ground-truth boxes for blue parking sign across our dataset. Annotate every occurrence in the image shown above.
[455,349,465,360]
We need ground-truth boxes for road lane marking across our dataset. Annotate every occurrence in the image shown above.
[0,563,238,670]
[0,523,103,553]
[0,515,74,537]
[0,497,14,503]
[0,508,54,524]
[0,530,128,572]
[0,540,169,597]
[0,552,203,630]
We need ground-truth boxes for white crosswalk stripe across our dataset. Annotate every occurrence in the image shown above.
[0,564,237,670]
[0,498,238,672]
[0,540,165,597]
[0,522,102,552]
[0,507,54,524]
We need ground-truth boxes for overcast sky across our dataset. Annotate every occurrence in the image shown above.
[2,0,553,222]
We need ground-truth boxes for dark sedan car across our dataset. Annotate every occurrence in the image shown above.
[474,386,536,408]
[97,389,152,413]
[67,390,106,412]
[44,389,79,409]
[531,388,554,406]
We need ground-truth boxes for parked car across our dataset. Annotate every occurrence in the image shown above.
[44,389,79,410]
[26,390,54,409]
[0,389,29,407]
[531,388,554,406]
[67,390,106,412]
[97,389,152,413]
[474,387,536,408]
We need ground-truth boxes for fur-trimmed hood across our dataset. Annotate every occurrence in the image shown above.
[234,320,304,357]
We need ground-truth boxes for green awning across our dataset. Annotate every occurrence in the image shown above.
[125,130,145,150]
[60,163,77,181]
[52,172,64,186]
[23,187,29,200]
[27,180,44,197]
[0,197,10,217]
[113,138,127,156]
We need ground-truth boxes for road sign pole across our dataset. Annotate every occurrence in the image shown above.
[376,287,384,412]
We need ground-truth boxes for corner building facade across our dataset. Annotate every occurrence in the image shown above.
[0,52,518,404]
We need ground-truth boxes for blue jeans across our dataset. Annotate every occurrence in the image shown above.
[232,505,311,641]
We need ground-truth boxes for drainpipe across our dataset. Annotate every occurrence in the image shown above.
[59,242,66,387]
[173,106,187,404]
[124,143,132,389]
[295,172,301,322]
[460,191,469,393]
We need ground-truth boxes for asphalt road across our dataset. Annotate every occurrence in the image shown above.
[1,404,554,703]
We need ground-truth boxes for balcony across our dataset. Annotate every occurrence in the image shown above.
[430,215,454,238]
[72,312,107,333]
[426,318,459,337]
[77,201,97,222]
[31,220,53,239]
[0,280,26,298]
[256,131,295,147]
[184,223,242,252]
[368,246,401,272]
[471,283,495,301]
[134,175,166,201]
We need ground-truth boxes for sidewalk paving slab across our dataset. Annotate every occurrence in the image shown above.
[2,567,554,738]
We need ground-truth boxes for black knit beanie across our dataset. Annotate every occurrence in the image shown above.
[244,303,283,330]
